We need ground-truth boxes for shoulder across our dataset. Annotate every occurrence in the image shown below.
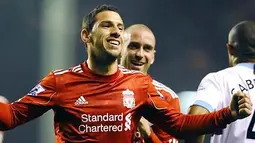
[52,64,83,76]
[49,64,85,81]
[41,64,84,88]
[152,79,178,99]
[198,67,237,93]
[198,72,221,91]
[200,67,234,86]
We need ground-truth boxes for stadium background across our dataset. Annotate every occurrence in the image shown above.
[0,0,255,142]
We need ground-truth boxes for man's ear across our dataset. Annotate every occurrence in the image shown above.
[226,43,236,56]
[81,28,91,43]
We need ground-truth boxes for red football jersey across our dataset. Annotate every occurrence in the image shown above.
[0,62,235,143]
[134,80,180,143]
[151,80,180,143]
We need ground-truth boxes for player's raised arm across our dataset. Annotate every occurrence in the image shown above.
[0,72,57,130]
[140,78,252,139]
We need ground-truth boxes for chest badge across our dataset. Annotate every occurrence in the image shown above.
[122,89,135,109]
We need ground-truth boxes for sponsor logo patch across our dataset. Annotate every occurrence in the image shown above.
[27,84,45,96]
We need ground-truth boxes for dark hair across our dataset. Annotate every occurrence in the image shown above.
[228,21,255,59]
[82,4,119,32]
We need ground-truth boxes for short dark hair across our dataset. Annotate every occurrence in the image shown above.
[228,21,255,59]
[82,4,119,32]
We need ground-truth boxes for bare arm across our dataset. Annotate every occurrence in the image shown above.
[185,105,210,143]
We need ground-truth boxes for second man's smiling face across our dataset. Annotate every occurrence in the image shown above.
[121,27,156,74]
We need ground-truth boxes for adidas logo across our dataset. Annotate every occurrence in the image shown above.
[75,96,88,105]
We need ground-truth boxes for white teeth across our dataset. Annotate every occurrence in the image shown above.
[132,62,143,66]
[109,40,120,45]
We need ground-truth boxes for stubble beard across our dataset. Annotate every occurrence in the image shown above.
[91,45,120,66]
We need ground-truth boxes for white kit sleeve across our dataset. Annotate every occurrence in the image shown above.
[193,73,222,112]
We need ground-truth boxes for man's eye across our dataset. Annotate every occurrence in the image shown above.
[101,23,111,28]
[144,47,152,52]
[102,25,110,28]
[118,27,123,31]
[128,43,140,49]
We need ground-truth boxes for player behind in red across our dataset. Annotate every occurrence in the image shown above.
[0,4,253,143]
[121,24,180,143]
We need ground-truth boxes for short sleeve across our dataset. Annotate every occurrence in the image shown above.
[194,73,222,112]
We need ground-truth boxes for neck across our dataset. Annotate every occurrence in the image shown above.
[234,57,255,65]
[87,56,118,76]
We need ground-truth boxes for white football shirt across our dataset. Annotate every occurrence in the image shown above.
[194,63,255,143]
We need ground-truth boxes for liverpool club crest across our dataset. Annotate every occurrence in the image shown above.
[122,89,135,109]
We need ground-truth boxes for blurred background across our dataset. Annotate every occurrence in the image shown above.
[1,0,255,142]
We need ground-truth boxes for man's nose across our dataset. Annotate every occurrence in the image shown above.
[110,27,121,38]
[135,48,144,59]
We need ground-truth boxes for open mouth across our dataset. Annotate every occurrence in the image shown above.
[131,61,145,66]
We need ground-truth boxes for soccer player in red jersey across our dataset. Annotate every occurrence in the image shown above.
[121,24,180,143]
[0,4,252,143]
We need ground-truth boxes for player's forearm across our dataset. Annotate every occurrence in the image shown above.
[172,107,235,139]
[0,103,13,130]
[145,105,235,139]
[145,95,236,139]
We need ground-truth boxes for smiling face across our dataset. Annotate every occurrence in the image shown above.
[82,10,124,63]
[121,25,155,74]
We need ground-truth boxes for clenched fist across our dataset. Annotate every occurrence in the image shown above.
[230,91,253,119]
[138,117,151,138]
